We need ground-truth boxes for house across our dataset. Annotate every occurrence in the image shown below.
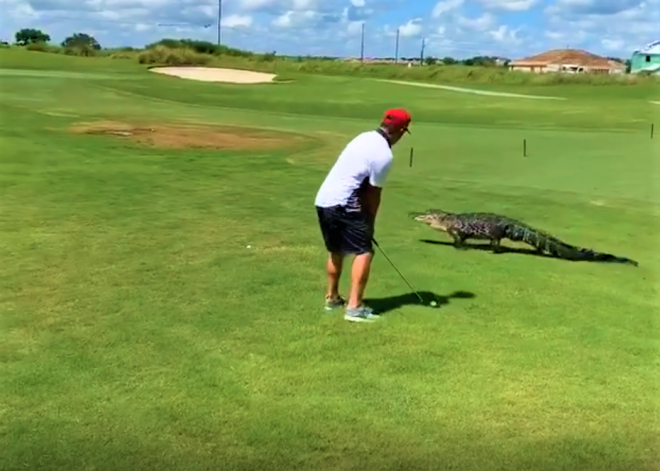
[508,49,625,74]
[630,40,660,74]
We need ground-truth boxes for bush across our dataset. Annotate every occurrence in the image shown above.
[64,44,97,57]
[258,52,277,62]
[109,51,137,60]
[25,42,51,52]
[145,38,254,58]
[137,45,211,66]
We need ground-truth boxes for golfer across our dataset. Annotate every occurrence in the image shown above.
[314,108,412,322]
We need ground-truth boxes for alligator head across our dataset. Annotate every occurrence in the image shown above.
[409,209,453,231]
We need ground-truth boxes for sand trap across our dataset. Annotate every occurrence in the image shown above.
[150,67,276,84]
[376,79,566,100]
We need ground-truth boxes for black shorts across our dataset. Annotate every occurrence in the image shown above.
[316,205,374,255]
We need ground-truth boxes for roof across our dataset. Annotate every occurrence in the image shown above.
[634,40,660,54]
[509,49,624,69]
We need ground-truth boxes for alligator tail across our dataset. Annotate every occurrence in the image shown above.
[504,224,638,266]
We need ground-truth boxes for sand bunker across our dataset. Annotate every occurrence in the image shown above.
[70,121,295,150]
[150,67,276,83]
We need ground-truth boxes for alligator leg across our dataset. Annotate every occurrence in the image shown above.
[448,229,467,249]
[489,237,504,254]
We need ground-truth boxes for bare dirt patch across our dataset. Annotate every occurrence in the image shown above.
[70,121,298,150]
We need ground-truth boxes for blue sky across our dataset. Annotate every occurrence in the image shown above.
[0,0,658,59]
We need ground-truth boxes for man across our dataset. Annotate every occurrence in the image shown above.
[314,108,412,322]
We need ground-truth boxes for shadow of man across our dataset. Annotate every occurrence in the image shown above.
[364,290,476,315]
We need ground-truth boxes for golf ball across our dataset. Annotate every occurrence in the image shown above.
[429,301,437,307]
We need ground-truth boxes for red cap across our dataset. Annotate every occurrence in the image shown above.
[382,108,412,133]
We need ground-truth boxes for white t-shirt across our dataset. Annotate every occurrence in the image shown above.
[314,130,393,210]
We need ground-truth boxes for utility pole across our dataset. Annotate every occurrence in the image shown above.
[395,28,400,63]
[360,22,365,62]
[217,0,222,46]
[420,37,425,65]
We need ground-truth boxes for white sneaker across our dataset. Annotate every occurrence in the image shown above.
[344,305,380,322]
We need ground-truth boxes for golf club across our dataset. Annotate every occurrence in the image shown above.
[372,237,425,304]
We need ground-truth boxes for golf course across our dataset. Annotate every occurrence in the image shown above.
[1,46,659,470]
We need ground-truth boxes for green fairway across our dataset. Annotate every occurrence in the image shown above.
[1,50,659,471]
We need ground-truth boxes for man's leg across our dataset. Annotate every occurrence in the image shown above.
[347,252,372,309]
[342,211,379,321]
[317,206,346,310]
[326,252,343,299]
[324,252,346,310]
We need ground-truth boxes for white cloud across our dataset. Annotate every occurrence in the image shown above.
[432,0,463,17]
[272,11,295,27]
[222,14,252,28]
[346,20,363,35]
[290,0,319,10]
[456,12,497,31]
[489,24,521,44]
[272,10,319,28]
[543,0,659,54]
[546,0,643,16]
[477,0,538,11]
[134,23,152,32]
[424,0,532,58]
[601,38,625,51]
[235,0,331,14]
[399,18,422,37]
[238,0,277,10]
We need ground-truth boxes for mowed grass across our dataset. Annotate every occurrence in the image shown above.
[1,51,659,471]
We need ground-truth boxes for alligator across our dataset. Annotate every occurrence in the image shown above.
[410,209,639,266]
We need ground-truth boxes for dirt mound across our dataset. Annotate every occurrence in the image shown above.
[511,48,622,69]
[70,121,296,150]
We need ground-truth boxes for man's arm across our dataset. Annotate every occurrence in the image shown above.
[361,184,381,226]
[362,151,392,227]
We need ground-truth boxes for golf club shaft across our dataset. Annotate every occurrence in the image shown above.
[372,238,424,303]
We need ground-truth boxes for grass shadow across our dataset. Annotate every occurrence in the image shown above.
[365,290,476,315]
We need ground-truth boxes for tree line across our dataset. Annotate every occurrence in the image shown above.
[13,28,101,54]
[8,28,630,69]
[4,28,516,66]
[8,29,257,58]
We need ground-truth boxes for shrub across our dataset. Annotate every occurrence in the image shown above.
[63,44,97,57]
[144,38,254,58]
[137,45,211,66]
[25,42,50,52]
[258,52,277,62]
[109,51,137,60]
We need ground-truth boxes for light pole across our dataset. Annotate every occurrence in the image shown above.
[217,0,222,46]
[360,22,365,62]
[395,27,400,63]
[420,37,425,65]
